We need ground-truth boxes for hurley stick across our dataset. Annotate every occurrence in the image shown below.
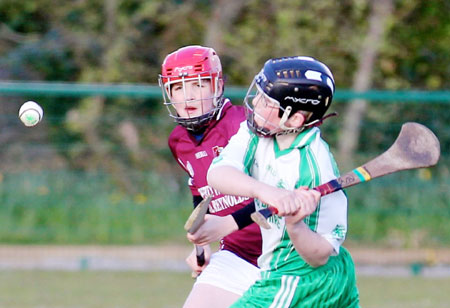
[251,122,440,229]
[184,195,212,277]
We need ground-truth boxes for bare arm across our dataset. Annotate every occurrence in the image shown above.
[286,221,334,267]
[187,201,256,245]
[283,188,334,267]
[187,214,238,245]
[207,165,262,200]
[209,166,334,266]
[208,166,315,216]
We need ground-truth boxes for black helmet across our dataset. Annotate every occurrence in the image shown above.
[245,56,335,136]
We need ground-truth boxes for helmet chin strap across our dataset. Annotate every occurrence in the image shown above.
[276,111,339,136]
[213,75,220,107]
[278,106,292,130]
[277,106,305,136]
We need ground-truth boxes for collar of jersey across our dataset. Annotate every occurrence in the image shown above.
[190,99,232,144]
[273,127,319,158]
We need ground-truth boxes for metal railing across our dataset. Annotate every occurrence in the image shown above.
[1,81,450,102]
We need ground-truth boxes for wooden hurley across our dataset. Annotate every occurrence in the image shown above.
[251,122,441,229]
[184,195,212,277]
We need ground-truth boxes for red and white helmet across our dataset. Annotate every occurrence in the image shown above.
[159,45,224,131]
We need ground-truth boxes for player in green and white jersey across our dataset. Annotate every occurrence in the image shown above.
[207,57,360,307]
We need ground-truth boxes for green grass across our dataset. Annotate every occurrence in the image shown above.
[0,169,448,246]
[0,270,449,308]
[358,276,450,308]
[347,171,450,246]
[0,170,192,244]
[0,271,192,308]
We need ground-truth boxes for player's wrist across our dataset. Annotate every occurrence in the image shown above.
[223,215,239,233]
[231,201,255,230]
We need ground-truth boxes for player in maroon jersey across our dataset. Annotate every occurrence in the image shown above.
[159,45,262,308]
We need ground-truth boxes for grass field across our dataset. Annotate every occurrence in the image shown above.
[1,170,449,246]
[0,270,449,308]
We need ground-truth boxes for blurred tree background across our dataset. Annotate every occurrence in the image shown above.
[0,0,448,247]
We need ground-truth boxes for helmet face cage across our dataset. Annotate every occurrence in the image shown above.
[159,73,223,131]
[244,79,286,137]
[246,56,335,136]
[159,45,224,132]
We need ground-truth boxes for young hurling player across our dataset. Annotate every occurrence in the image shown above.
[159,45,262,308]
[207,57,360,307]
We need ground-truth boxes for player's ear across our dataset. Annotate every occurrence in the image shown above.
[288,111,306,128]
[217,78,224,95]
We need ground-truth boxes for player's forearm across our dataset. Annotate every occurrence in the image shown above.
[286,221,334,267]
[207,166,265,199]
[187,215,238,245]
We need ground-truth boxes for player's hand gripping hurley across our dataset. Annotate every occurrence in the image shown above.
[184,195,212,277]
[251,122,441,228]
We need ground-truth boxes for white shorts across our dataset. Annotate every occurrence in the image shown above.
[194,250,261,295]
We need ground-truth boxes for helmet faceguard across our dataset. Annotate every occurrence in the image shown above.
[245,80,290,137]
[245,56,335,137]
[159,45,224,132]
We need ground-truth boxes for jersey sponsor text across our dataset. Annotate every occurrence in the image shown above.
[210,195,249,213]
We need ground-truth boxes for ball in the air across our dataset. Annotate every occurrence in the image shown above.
[19,101,44,127]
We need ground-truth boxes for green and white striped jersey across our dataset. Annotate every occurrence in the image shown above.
[210,121,348,276]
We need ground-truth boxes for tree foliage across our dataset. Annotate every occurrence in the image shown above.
[0,0,448,178]
[1,0,448,87]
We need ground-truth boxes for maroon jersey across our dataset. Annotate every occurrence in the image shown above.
[168,100,262,266]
